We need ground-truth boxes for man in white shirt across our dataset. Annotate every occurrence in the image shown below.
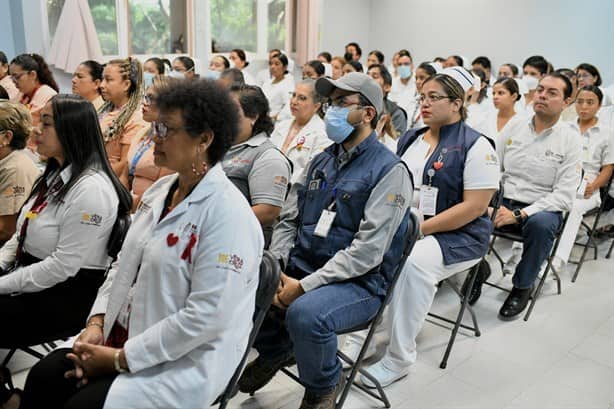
[484,73,582,320]
[388,51,416,114]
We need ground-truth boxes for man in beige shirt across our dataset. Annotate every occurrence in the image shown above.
[0,101,40,243]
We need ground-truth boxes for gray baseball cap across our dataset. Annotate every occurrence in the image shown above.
[316,72,383,116]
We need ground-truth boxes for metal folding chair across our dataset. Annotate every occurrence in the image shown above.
[487,211,569,321]
[215,250,281,409]
[570,174,613,282]
[427,185,503,369]
[277,211,420,409]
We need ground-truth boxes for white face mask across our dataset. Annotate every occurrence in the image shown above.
[523,75,539,91]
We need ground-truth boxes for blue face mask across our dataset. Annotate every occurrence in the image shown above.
[206,69,221,80]
[168,70,186,79]
[143,72,155,89]
[324,106,356,144]
[398,65,412,79]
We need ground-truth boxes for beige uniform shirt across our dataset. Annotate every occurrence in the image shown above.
[502,117,582,216]
[0,150,40,216]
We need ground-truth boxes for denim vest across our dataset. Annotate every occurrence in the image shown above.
[288,132,410,298]
[397,121,493,265]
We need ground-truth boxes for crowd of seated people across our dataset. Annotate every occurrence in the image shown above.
[0,42,613,409]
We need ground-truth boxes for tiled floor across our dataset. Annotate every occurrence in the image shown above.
[3,239,613,409]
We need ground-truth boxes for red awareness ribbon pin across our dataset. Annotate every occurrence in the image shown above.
[181,233,198,264]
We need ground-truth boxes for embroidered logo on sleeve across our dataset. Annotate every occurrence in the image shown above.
[485,153,499,166]
[3,185,26,198]
[81,213,103,226]
[274,175,288,186]
[386,193,406,207]
[217,253,244,273]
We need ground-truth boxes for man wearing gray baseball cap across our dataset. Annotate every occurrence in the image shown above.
[238,72,414,409]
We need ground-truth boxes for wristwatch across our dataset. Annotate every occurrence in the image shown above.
[512,209,525,223]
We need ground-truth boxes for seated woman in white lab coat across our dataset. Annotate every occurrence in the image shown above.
[270,79,330,185]
[18,80,264,409]
[0,94,130,407]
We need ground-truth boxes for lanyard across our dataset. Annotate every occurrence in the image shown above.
[15,176,63,263]
[129,133,154,176]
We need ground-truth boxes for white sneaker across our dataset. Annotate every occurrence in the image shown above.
[550,257,566,274]
[359,361,408,389]
[339,338,376,369]
[502,251,521,275]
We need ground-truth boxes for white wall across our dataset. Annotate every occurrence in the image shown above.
[319,0,373,61]
[0,0,15,57]
[366,0,614,84]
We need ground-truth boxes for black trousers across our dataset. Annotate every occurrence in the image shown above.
[20,348,116,409]
[0,265,106,348]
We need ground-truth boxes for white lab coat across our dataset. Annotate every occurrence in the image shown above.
[270,115,331,185]
[88,164,264,409]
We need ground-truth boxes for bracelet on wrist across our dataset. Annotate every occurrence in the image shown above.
[114,349,128,373]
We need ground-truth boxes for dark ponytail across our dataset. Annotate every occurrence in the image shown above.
[11,53,59,92]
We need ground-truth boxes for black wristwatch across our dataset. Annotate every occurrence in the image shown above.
[512,209,524,223]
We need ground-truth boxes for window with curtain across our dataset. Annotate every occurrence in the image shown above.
[47,0,117,55]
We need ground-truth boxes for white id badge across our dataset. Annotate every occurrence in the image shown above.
[314,210,336,238]
[419,186,438,216]
[576,179,587,199]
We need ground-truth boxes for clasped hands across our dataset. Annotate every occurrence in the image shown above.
[64,325,125,387]
[272,273,304,310]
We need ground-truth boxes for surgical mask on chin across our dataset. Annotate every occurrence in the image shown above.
[206,69,221,80]
[398,65,412,79]
[168,70,186,79]
[523,75,539,91]
[142,72,155,89]
[324,106,358,144]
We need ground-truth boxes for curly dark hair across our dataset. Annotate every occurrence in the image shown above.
[156,79,239,166]
[230,84,275,137]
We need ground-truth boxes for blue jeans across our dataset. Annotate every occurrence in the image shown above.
[500,199,563,289]
[253,276,381,394]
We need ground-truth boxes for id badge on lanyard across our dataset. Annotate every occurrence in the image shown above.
[314,188,337,238]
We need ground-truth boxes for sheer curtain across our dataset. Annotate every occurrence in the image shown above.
[290,0,320,66]
[47,0,103,73]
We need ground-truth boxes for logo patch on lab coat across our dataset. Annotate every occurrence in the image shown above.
[81,213,103,226]
[217,253,244,272]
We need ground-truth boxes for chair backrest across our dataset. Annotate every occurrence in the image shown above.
[489,183,504,223]
[106,212,131,262]
[216,250,281,408]
[381,211,421,308]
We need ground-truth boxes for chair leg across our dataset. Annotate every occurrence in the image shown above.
[572,229,594,283]
[607,238,614,259]
[439,264,479,370]
[1,350,16,368]
[336,339,391,409]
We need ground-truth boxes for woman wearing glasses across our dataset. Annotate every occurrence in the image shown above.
[18,79,264,409]
[9,54,59,127]
[98,57,147,179]
[120,76,173,211]
[342,73,500,388]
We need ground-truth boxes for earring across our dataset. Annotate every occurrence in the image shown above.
[191,160,208,176]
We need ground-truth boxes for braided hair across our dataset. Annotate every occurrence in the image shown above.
[98,57,143,143]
